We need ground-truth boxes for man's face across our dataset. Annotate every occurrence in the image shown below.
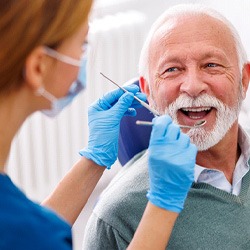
[144,15,245,151]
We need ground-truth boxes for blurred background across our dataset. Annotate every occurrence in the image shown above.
[6,0,250,249]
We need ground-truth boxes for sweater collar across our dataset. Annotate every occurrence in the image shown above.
[194,126,250,195]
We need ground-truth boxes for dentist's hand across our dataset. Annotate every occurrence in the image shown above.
[79,84,146,169]
[147,115,197,213]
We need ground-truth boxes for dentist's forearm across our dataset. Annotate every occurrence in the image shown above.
[42,157,105,225]
[127,202,178,250]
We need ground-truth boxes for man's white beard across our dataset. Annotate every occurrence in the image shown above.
[153,93,242,151]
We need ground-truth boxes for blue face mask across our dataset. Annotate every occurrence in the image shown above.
[36,47,87,118]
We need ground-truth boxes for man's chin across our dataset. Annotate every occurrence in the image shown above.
[188,128,215,151]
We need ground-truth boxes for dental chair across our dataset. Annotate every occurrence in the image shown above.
[118,79,154,166]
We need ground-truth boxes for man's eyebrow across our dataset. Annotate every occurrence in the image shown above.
[157,56,183,69]
[157,50,229,66]
[200,50,228,61]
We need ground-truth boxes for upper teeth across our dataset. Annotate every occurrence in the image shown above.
[182,107,211,112]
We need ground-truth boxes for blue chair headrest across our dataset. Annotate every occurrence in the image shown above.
[118,79,154,166]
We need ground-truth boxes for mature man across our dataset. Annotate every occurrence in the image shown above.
[83,4,250,249]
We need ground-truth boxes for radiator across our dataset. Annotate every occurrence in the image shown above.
[7,10,147,202]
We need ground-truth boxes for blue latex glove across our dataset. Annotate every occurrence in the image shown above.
[79,84,146,169]
[147,115,197,213]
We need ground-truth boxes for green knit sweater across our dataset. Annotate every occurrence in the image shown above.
[83,151,250,250]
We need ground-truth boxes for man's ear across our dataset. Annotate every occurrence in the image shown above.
[139,76,150,96]
[24,46,47,91]
[241,63,250,99]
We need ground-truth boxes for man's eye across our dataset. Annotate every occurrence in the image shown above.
[160,67,181,79]
[166,67,178,72]
[206,63,218,68]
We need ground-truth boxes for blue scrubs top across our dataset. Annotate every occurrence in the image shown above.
[0,174,72,250]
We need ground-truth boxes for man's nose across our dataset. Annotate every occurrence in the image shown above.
[180,69,208,97]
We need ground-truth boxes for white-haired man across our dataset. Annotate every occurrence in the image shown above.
[83,4,250,249]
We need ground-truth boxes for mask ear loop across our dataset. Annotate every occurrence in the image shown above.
[35,86,57,103]
[44,46,82,67]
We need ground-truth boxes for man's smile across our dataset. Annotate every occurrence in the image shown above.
[180,107,213,120]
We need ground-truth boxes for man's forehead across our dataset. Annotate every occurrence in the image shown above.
[152,14,233,45]
[150,14,236,59]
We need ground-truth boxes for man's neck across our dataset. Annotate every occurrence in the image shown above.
[196,124,240,184]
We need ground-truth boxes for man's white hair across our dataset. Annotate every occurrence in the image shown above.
[138,4,248,82]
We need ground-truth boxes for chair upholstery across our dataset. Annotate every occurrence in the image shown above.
[118,79,154,166]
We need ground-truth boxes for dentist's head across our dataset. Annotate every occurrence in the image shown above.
[0,0,92,117]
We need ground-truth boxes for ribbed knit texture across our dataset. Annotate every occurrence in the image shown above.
[168,170,250,249]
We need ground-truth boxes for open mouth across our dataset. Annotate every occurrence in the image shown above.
[180,107,213,120]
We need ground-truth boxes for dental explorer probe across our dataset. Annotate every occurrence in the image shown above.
[100,72,160,116]
[136,120,206,129]
[100,72,206,129]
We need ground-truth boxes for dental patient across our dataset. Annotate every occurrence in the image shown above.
[83,4,250,249]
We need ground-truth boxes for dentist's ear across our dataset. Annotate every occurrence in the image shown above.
[24,46,48,91]
[241,62,250,99]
